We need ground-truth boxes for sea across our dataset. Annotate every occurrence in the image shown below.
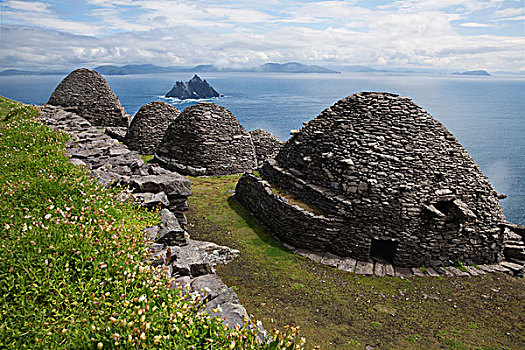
[1,72,523,225]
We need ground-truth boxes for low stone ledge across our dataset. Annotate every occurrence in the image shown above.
[235,173,343,254]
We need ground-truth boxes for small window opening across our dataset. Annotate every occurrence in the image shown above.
[370,239,397,263]
[434,200,454,216]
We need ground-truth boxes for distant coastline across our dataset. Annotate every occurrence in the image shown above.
[3,64,525,77]
[452,70,491,76]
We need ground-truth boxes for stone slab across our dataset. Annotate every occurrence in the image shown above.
[425,267,441,277]
[395,267,413,278]
[355,260,374,275]
[321,252,342,267]
[464,266,480,276]
[294,249,310,258]
[338,258,356,272]
[385,263,395,276]
[471,266,486,275]
[374,262,385,277]
[411,268,426,277]
[477,265,497,273]
[447,266,470,277]
[305,252,324,263]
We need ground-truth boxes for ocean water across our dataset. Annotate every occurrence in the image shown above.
[1,72,523,224]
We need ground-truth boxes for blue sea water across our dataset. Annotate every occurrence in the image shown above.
[1,72,523,225]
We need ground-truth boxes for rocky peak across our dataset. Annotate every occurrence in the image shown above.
[165,75,220,100]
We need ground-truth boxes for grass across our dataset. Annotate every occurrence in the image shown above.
[140,155,154,163]
[0,96,304,349]
[187,174,525,350]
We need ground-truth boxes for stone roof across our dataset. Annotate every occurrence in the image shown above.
[125,101,180,155]
[155,102,257,176]
[249,129,283,165]
[246,92,506,266]
[48,68,129,127]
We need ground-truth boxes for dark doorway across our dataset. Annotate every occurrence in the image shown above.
[370,239,397,263]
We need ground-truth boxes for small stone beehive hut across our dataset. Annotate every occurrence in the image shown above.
[155,102,257,176]
[249,129,283,165]
[236,92,505,267]
[48,68,129,127]
[125,101,180,155]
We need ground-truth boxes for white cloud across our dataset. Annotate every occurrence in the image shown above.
[0,0,524,72]
[383,0,490,12]
[459,22,496,27]
[2,0,102,35]
[493,7,524,18]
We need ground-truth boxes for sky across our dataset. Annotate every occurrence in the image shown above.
[0,0,524,72]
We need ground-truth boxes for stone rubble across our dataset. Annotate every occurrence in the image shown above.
[37,104,259,329]
[156,102,257,176]
[48,68,129,127]
[125,101,180,155]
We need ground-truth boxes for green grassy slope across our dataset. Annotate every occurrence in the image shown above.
[0,97,303,349]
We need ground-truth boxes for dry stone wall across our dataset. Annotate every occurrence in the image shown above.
[155,102,257,176]
[48,68,129,127]
[125,101,180,155]
[249,129,283,166]
[237,92,507,268]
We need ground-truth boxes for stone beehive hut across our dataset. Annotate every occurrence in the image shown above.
[125,101,180,155]
[155,102,257,176]
[48,68,129,127]
[236,92,506,267]
[249,129,283,165]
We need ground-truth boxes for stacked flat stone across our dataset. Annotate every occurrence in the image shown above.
[125,101,180,155]
[236,92,506,268]
[38,105,257,326]
[38,104,191,226]
[249,129,283,166]
[155,102,257,176]
[48,68,129,127]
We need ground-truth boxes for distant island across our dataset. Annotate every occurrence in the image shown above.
[92,62,340,75]
[258,62,339,73]
[0,69,68,76]
[165,75,220,100]
[452,70,491,76]
[0,65,499,77]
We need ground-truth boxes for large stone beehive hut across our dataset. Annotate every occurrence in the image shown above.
[235,92,506,267]
[155,102,257,176]
[249,129,283,165]
[125,101,180,154]
[48,68,129,127]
